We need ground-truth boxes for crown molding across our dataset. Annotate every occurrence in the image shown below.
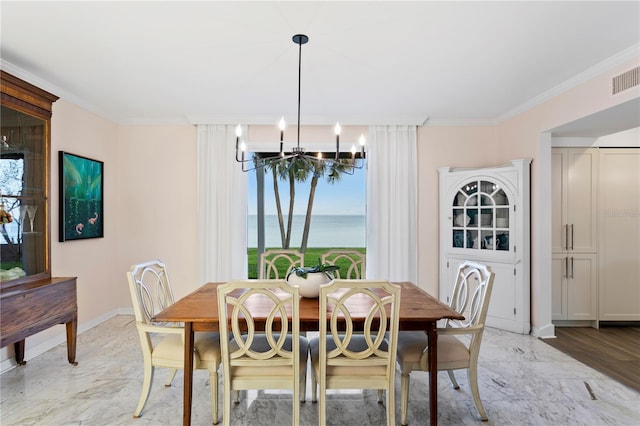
[495,43,640,124]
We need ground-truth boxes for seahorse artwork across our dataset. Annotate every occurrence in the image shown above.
[75,223,84,234]
[88,212,98,225]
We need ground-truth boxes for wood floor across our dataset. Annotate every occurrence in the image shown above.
[544,325,640,392]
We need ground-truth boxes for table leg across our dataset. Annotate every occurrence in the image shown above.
[14,340,26,365]
[65,318,78,365]
[183,321,194,426]
[427,321,438,425]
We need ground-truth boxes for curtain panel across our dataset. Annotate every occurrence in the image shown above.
[366,125,418,283]
[197,124,248,282]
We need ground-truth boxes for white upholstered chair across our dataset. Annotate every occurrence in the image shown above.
[258,249,304,279]
[320,249,366,279]
[217,280,309,426]
[126,260,220,423]
[396,260,495,424]
[310,280,401,426]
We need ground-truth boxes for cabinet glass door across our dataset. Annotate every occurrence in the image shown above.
[0,105,48,282]
[451,179,510,252]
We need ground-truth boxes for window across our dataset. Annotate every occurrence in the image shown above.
[247,154,366,277]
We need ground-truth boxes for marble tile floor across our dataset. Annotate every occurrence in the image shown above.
[1,315,639,426]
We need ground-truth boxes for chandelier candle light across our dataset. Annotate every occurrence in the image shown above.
[235,34,366,174]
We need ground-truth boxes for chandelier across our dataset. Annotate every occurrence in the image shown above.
[235,34,366,174]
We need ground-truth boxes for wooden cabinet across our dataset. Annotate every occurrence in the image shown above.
[1,277,77,365]
[0,71,77,366]
[439,159,531,334]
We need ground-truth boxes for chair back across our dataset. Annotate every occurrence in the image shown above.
[217,279,301,371]
[126,260,175,325]
[319,279,400,375]
[259,249,303,279]
[445,261,494,351]
[321,250,366,279]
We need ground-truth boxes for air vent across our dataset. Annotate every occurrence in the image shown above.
[612,66,639,95]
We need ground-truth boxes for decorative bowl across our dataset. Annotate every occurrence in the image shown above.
[286,271,334,298]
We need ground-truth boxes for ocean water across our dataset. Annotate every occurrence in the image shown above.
[248,214,365,248]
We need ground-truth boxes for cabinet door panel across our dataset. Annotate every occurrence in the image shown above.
[551,151,567,252]
[567,149,598,252]
[551,254,567,320]
[442,258,465,306]
[598,149,640,320]
[567,254,597,320]
[484,262,517,327]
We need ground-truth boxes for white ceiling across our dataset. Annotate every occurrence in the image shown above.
[1,1,639,127]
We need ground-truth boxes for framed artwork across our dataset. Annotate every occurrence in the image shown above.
[59,151,104,241]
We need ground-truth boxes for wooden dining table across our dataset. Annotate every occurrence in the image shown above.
[152,281,463,425]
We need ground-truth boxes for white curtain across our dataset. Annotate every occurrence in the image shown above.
[197,124,248,282]
[366,125,418,282]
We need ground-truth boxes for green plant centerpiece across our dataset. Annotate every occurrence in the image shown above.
[286,258,340,298]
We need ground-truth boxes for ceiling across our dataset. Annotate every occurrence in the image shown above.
[1,1,639,128]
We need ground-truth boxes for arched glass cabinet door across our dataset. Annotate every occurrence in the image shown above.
[451,179,511,252]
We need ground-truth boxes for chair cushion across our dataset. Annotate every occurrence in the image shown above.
[153,334,200,366]
[396,331,470,367]
[228,334,309,378]
[309,335,389,376]
[153,332,220,368]
[194,332,221,363]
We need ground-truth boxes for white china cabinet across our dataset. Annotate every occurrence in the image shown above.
[439,159,531,334]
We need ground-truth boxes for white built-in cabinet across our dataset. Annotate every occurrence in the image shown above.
[551,148,598,321]
[439,159,531,334]
[597,149,640,321]
[552,147,640,325]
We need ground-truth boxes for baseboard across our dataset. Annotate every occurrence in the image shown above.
[1,307,134,374]
[532,322,556,339]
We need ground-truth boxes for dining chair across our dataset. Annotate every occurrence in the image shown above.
[217,280,309,426]
[320,249,366,279]
[126,260,220,423]
[396,260,495,424]
[309,280,401,426]
[258,249,304,279]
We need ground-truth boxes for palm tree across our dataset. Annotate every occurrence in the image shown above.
[299,159,355,252]
[262,155,315,249]
[261,154,357,253]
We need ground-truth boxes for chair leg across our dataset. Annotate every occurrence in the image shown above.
[293,370,300,426]
[210,370,219,425]
[386,383,395,426]
[311,367,318,402]
[319,381,326,426]
[400,371,410,426]
[222,373,231,426]
[233,390,240,404]
[468,366,488,421]
[164,368,177,387]
[447,369,460,389]
[377,389,384,403]
[134,363,154,417]
[300,371,307,402]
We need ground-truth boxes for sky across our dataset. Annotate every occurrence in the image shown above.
[247,158,366,216]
